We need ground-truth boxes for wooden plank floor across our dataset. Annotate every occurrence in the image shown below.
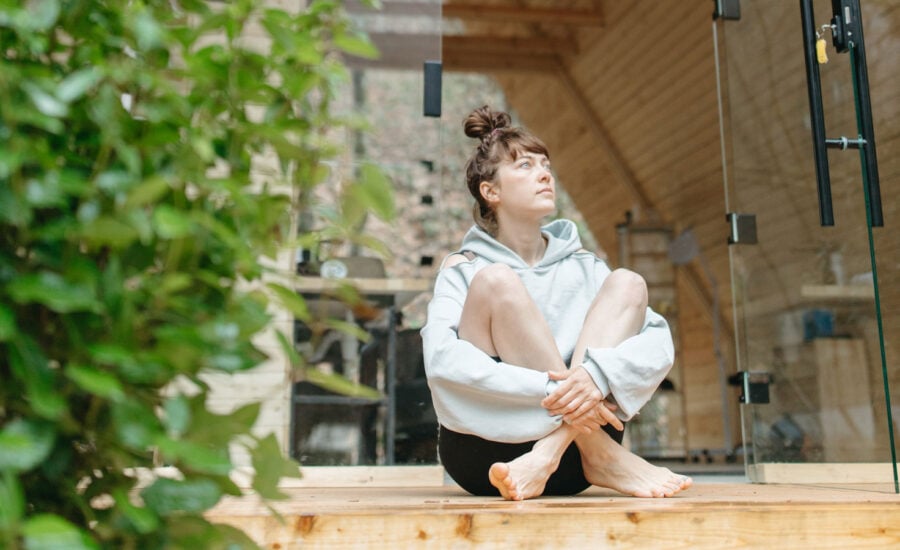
[207,478,900,549]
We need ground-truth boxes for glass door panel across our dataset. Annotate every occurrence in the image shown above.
[716,0,898,487]
[290,0,443,466]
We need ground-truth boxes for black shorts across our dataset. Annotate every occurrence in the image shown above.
[438,423,626,497]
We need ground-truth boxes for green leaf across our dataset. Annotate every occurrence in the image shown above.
[333,31,380,59]
[266,282,310,322]
[357,163,395,220]
[0,305,14,342]
[65,364,125,401]
[21,82,68,118]
[22,514,98,550]
[57,68,101,103]
[25,175,67,208]
[153,205,193,239]
[187,401,260,448]
[124,176,170,208]
[324,317,370,343]
[162,395,191,438]
[9,340,67,420]
[7,271,100,313]
[0,472,25,532]
[159,273,192,294]
[25,0,61,31]
[79,217,140,249]
[0,183,31,226]
[141,478,222,516]
[154,439,232,476]
[166,516,261,550]
[131,10,165,51]
[0,419,55,472]
[250,434,301,500]
[275,329,302,367]
[112,401,160,450]
[112,489,158,534]
[304,368,382,400]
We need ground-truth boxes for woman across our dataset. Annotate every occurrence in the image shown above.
[421,106,692,500]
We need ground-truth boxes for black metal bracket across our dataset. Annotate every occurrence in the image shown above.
[423,60,442,118]
[726,213,757,245]
[729,371,771,405]
[712,0,741,20]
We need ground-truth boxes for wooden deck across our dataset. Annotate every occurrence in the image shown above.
[207,468,900,549]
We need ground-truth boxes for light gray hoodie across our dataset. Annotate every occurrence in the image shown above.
[421,219,674,443]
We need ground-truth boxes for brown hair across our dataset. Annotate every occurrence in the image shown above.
[463,105,550,234]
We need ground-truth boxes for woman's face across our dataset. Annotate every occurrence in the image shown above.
[484,151,556,222]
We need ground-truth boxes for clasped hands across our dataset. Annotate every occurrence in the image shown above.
[541,365,623,434]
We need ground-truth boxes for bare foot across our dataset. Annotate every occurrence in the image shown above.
[578,432,692,498]
[488,450,558,501]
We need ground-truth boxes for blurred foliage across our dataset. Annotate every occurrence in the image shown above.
[0,0,390,547]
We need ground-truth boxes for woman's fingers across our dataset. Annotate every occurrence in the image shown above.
[568,411,601,432]
[547,369,569,381]
[544,384,596,416]
[565,401,623,433]
[598,403,624,431]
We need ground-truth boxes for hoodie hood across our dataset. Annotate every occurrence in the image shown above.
[459,219,584,269]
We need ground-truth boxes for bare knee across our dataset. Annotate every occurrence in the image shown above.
[603,269,648,311]
[469,264,526,306]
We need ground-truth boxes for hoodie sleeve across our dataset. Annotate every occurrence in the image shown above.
[578,260,675,421]
[420,266,562,443]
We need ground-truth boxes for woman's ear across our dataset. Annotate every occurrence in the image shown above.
[479,180,499,205]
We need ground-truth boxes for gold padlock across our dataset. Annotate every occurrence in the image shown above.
[816,36,829,64]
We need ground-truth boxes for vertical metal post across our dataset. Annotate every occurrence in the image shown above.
[385,306,398,465]
[841,1,883,226]
[799,0,834,226]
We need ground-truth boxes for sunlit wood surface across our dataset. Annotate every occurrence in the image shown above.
[208,479,900,549]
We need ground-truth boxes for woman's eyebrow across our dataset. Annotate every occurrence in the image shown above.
[517,153,549,163]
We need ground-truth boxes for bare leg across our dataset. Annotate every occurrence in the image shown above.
[460,267,690,499]
[488,427,576,501]
[575,429,692,497]
[458,263,566,374]
[570,268,649,368]
[457,264,568,499]
[570,269,691,496]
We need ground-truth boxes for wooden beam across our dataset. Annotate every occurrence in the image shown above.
[443,3,604,26]
[443,35,579,56]
[443,51,560,73]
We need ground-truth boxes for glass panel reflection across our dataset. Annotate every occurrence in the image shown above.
[718,0,898,484]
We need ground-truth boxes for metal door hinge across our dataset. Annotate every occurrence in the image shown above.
[727,213,757,245]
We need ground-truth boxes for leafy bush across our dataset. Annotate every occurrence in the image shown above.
[0,0,388,547]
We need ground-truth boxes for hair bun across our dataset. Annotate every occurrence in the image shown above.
[463,105,511,140]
